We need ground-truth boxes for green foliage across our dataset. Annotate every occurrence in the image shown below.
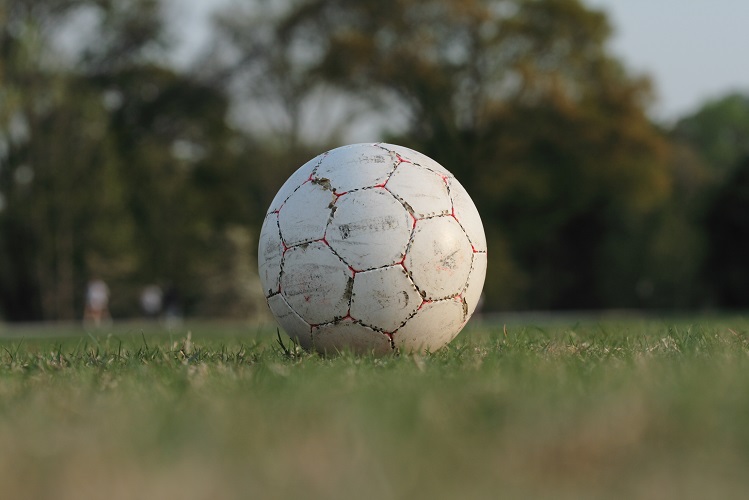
[0,1,137,320]
[229,0,672,309]
[89,64,252,315]
[703,156,749,307]
[671,94,749,308]
[2,318,749,498]
[2,0,749,319]
[0,0,260,320]
[674,93,749,177]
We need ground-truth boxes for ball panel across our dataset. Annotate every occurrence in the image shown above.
[386,164,452,219]
[267,153,324,213]
[393,298,465,353]
[327,189,412,271]
[315,144,396,193]
[464,252,487,319]
[377,143,453,177]
[267,293,313,349]
[312,319,393,356]
[350,265,422,332]
[448,177,487,252]
[278,180,335,246]
[258,212,283,297]
[406,217,474,300]
[280,241,352,325]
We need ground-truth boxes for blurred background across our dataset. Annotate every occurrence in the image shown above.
[2,0,749,323]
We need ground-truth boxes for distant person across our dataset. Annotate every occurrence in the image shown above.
[84,278,111,327]
[140,284,163,319]
[162,284,183,328]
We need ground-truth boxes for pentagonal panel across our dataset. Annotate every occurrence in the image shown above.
[378,143,454,178]
[258,212,283,297]
[448,177,487,252]
[327,189,412,271]
[315,143,397,193]
[394,298,465,353]
[351,265,422,332]
[267,153,325,213]
[278,180,335,246]
[280,241,352,325]
[406,216,473,300]
[312,319,393,356]
[267,293,313,349]
[387,164,452,219]
[463,252,487,319]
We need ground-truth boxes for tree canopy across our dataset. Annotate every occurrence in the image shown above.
[213,0,673,309]
[0,0,746,320]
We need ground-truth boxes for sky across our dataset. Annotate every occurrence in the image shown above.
[173,0,749,124]
[586,0,749,122]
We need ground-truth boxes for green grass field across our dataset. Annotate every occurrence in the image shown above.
[2,316,749,500]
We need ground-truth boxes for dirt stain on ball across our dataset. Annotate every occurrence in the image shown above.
[337,216,400,240]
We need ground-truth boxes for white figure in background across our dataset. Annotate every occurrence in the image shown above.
[140,284,163,319]
[84,278,111,327]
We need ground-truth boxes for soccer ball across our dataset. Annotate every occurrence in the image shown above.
[258,143,486,355]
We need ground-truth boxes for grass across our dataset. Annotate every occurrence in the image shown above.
[2,316,749,499]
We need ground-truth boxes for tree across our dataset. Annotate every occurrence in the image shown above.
[209,1,354,149]
[656,91,749,309]
[222,0,673,309]
[703,155,749,307]
[673,93,749,178]
[594,139,712,310]
[89,63,259,316]
[0,0,137,320]
[0,0,262,320]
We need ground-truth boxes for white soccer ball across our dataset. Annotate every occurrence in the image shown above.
[258,143,486,355]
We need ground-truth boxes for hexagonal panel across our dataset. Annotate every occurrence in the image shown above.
[267,293,313,349]
[350,265,422,332]
[448,177,487,252]
[280,241,352,325]
[378,143,454,178]
[327,188,412,271]
[267,153,325,213]
[393,298,465,353]
[314,143,397,193]
[387,164,452,219]
[405,216,473,300]
[463,252,487,319]
[312,319,393,356]
[258,212,283,297]
[278,180,336,246]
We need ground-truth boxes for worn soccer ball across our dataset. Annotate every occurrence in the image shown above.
[258,143,486,355]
